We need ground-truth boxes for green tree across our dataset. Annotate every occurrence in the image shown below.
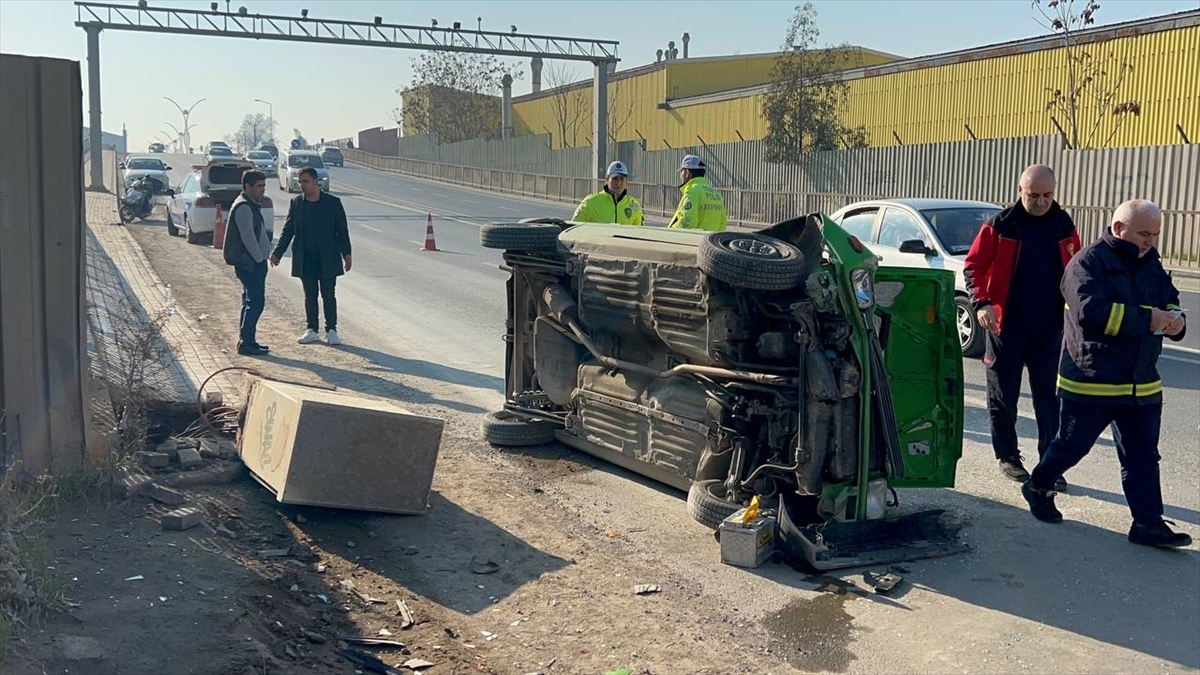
[399,51,523,143]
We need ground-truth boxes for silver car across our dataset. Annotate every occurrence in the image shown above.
[244,150,277,177]
[828,198,1002,358]
[120,155,172,190]
[278,149,330,193]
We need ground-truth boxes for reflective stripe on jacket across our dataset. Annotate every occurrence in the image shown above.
[1057,230,1186,405]
[668,177,726,232]
[963,201,1081,334]
[573,188,644,226]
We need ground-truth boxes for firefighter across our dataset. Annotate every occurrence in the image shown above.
[573,161,643,226]
[964,164,1081,489]
[668,154,726,232]
[1022,199,1190,548]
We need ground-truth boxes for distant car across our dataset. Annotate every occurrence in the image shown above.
[258,143,279,159]
[278,149,329,193]
[244,150,277,177]
[208,140,229,149]
[166,159,274,244]
[148,142,165,153]
[205,145,236,163]
[828,198,1002,357]
[120,155,172,191]
[319,146,344,167]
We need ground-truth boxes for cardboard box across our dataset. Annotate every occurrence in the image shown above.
[719,507,776,568]
[238,379,444,514]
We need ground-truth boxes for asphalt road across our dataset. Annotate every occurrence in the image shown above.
[148,153,1200,673]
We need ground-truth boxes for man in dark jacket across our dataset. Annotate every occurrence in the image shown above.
[223,169,272,356]
[1022,199,1190,548]
[269,167,352,345]
[964,164,1082,488]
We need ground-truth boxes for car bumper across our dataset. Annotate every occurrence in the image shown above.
[283,175,330,190]
[188,206,275,238]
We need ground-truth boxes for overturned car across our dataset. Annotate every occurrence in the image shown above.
[480,215,966,568]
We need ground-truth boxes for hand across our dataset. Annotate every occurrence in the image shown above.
[343,254,353,272]
[1164,314,1186,337]
[1149,308,1176,332]
[976,306,999,335]
[269,254,280,267]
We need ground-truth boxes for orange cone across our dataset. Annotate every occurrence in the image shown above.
[422,213,439,252]
[212,203,226,249]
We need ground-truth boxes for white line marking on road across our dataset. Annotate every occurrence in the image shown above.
[1160,353,1200,365]
[408,187,423,192]
[461,198,478,205]
[497,205,518,211]
[1165,344,1200,355]
[359,224,383,233]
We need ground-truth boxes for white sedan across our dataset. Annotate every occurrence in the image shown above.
[120,155,172,191]
[166,159,274,245]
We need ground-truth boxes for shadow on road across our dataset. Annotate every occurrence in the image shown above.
[335,343,503,392]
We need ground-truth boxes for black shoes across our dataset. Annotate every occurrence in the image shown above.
[1129,520,1193,548]
[1053,476,1068,493]
[1021,480,1063,523]
[999,455,1031,482]
[237,343,270,356]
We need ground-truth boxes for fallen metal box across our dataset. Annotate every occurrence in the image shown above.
[238,379,444,514]
[719,507,777,568]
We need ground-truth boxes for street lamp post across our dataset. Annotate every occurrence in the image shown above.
[254,98,274,146]
[164,96,207,153]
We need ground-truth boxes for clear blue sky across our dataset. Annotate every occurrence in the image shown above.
[1,0,1195,151]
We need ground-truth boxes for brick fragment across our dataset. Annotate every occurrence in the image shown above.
[160,506,203,531]
[148,484,186,506]
[119,474,154,498]
[139,451,170,468]
[177,447,203,470]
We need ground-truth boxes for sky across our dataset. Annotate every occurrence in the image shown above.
[1,0,1196,151]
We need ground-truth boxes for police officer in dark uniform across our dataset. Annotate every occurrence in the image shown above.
[1022,199,1191,548]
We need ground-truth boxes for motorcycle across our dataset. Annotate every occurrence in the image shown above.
[119,175,172,223]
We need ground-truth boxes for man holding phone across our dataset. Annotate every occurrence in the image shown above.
[1021,199,1190,548]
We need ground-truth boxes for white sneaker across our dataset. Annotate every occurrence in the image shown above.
[297,329,320,344]
[325,329,341,345]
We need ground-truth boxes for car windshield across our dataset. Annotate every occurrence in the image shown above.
[322,148,341,155]
[288,154,325,169]
[126,158,166,170]
[920,207,1001,255]
[209,147,233,156]
[247,151,271,159]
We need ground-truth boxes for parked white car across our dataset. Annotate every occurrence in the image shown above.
[120,155,172,190]
[828,198,1002,357]
[244,150,277,177]
[166,159,274,245]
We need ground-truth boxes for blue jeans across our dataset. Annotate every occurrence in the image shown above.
[235,261,267,347]
[1031,397,1164,525]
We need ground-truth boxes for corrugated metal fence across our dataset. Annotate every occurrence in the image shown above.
[346,132,1199,269]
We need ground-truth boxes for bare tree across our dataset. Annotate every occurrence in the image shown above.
[386,107,403,129]
[231,113,275,152]
[543,61,589,148]
[762,2,868,162]
[607,77,636,147]
[399,51,522,144]
[1033,0,1140,149]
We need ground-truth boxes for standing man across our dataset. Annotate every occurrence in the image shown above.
[573,161,644,226]
[668,154,726,232]
[222,169,272,356]
[1022,200,1190,548]
[964,164,1081,488]
[270,167,352,345]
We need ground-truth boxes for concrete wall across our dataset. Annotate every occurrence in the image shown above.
[0,54,89,476]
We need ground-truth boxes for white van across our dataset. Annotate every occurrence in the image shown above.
[278,149,330,193]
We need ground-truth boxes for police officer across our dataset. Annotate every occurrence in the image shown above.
[1022,199,1190,549]
[964,164,1081,489]
[573,161,643,226]
[668,154,726,232]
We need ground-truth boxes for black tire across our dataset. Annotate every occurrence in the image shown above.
[687,479,743,530]
[698,232,806,291]
[956,296,985,358]
[480,410,559,447]
[518,217,568,228]
[119,203,136,224]
[479,222,562,251]
[185,216,201,245]
[166,210,179,236]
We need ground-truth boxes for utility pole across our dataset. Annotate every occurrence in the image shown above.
[255,98,274,143]
[163,96,206,154]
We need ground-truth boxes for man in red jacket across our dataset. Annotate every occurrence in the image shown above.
[964,164,1082,488]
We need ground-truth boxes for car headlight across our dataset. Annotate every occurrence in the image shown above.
[850,268,874,309]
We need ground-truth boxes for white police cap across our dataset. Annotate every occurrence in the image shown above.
[680,154,706,170]
[606,161,629,177]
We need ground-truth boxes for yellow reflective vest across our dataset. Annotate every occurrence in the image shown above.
[668,177,726,232]
[573,189,644,226]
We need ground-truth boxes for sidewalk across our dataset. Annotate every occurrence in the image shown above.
[84,155,242,406]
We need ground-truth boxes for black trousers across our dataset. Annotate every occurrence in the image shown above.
[301,276,337,332]
[1031,398,1164,525]
[235,261,267,347]
[984,327,1061,460]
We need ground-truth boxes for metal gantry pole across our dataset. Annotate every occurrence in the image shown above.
[255,98,273,144]
[592,61,609,179]
[85,25,105,191]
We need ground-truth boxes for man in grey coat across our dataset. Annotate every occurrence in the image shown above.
[223,169,273,356]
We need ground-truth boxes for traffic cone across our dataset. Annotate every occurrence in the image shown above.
[422,213,439,252]
[212,203,226,249]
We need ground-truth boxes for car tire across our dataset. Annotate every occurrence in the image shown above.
[956,296,985,358]
[698,232,806,291]
[480,410,559,447]
[686,479,744,530]
[185,216,200,245]
[166,210,179,236]
[479,222,561,252]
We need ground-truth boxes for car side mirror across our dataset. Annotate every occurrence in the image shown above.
[899,239,936,256]
[118,163,125,169]
[164,165,172,170]
[165,188,176,197]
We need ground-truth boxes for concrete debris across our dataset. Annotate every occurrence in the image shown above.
[160,506,204,531]
[396,599,415,628]
[632,584,661,595]
[864,571,904,595]
[404,659,436,671]
[147,484,186,506]
[155,439,179,457]
[119,473,154,498]
[157,461,246,489]
[138,451,170,468]
[198,439,222,459]
[176,447,203,470]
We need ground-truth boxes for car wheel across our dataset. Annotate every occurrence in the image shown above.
[686,479,744,530]
[166,209,179,236]
[479,222,561,252]
[956,296,985,358]
[185,216,200,245]
[698,232,806,291]
[480,410,559,447]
